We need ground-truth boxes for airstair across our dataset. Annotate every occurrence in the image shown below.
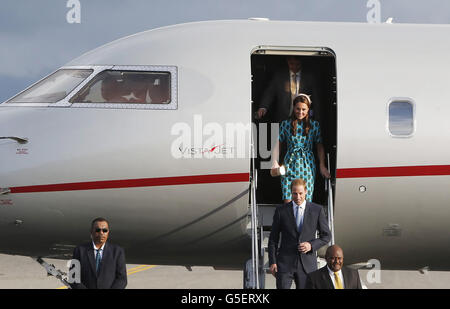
[244,154,335,289]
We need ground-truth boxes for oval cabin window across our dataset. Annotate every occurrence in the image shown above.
[388,100,414,137]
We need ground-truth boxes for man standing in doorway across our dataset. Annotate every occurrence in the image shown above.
[268,178,331,289]
[256,56,319,123]
[70,217,127,289]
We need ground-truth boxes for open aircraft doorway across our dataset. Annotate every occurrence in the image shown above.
[250,47,337,234]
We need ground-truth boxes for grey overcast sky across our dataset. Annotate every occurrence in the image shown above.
[1,0,450,102]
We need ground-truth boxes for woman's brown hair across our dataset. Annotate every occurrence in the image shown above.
[291,94,311,137]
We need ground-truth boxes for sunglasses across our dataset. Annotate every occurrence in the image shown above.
[95,228,109,233]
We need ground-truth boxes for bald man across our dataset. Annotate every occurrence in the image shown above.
[305,245,362,289]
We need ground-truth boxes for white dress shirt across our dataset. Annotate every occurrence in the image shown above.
[327,265,345,289]
[289,70,301,115]
[290,70,301,95]
[92,241,106,259]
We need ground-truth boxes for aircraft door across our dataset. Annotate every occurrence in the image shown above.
[250,48,337,210]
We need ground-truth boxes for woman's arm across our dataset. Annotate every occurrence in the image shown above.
[316,143,331,179]
[271,139,281,169]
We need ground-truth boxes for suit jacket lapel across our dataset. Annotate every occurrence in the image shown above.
[97,242,110,277]
[321,267,335,289]
[87,245,97,277]
[286,202,299,237]
[299,202,312,241]
[342,267,351,289]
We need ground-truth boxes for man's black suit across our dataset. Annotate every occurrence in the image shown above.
[268,201,331,289]
[71,242,127,289]
[259,69,318,123]
[305,266,363,289]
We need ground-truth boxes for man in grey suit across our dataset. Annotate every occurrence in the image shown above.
[70,217,127,289]
[305,245,363,289]
[255,56,318,124]
[268,178,331,289]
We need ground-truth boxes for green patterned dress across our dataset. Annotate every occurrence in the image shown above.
[279,119,322,201]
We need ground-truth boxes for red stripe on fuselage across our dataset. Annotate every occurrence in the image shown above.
[10,173,250,194]
[8,165,450,194]
[336,165,450,178]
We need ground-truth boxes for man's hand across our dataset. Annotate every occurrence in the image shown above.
[255,108,267,119]
[270,264,278,277]
[298,242,312,254]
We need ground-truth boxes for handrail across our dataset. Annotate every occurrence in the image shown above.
[327,154,335,245]
[327,178,335,246]
[250,141,259,288]
[250,172,259,288]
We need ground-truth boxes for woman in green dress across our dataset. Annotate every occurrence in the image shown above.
[271,94,330,203]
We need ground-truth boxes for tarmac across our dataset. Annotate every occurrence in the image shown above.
[2,253,450,289]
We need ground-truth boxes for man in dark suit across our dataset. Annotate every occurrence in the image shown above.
[256,56,319,124]
[268,178,331,289]
[70,217,127,289]
[305,245,362,289]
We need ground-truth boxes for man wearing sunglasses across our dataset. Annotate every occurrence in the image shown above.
[70,217,127,289]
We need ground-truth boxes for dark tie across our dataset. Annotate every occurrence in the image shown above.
[96,249,102,273]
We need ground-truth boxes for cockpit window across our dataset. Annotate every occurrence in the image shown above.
[7,69,93,103]
[70,70,171,104]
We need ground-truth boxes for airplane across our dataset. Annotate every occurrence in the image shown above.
[1,19,450,288]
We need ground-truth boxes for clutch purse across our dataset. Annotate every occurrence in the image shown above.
[270,165,286,177]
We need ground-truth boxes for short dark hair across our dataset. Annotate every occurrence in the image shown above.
[91,217,110,231]
[286,56,301,62]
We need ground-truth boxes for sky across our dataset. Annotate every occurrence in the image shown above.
[1,0,450,102]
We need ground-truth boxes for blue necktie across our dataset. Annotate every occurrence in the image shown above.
[95,249,102,273]
[296,206,303,233]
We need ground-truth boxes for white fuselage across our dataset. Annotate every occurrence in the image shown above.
[1,20,449,269]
